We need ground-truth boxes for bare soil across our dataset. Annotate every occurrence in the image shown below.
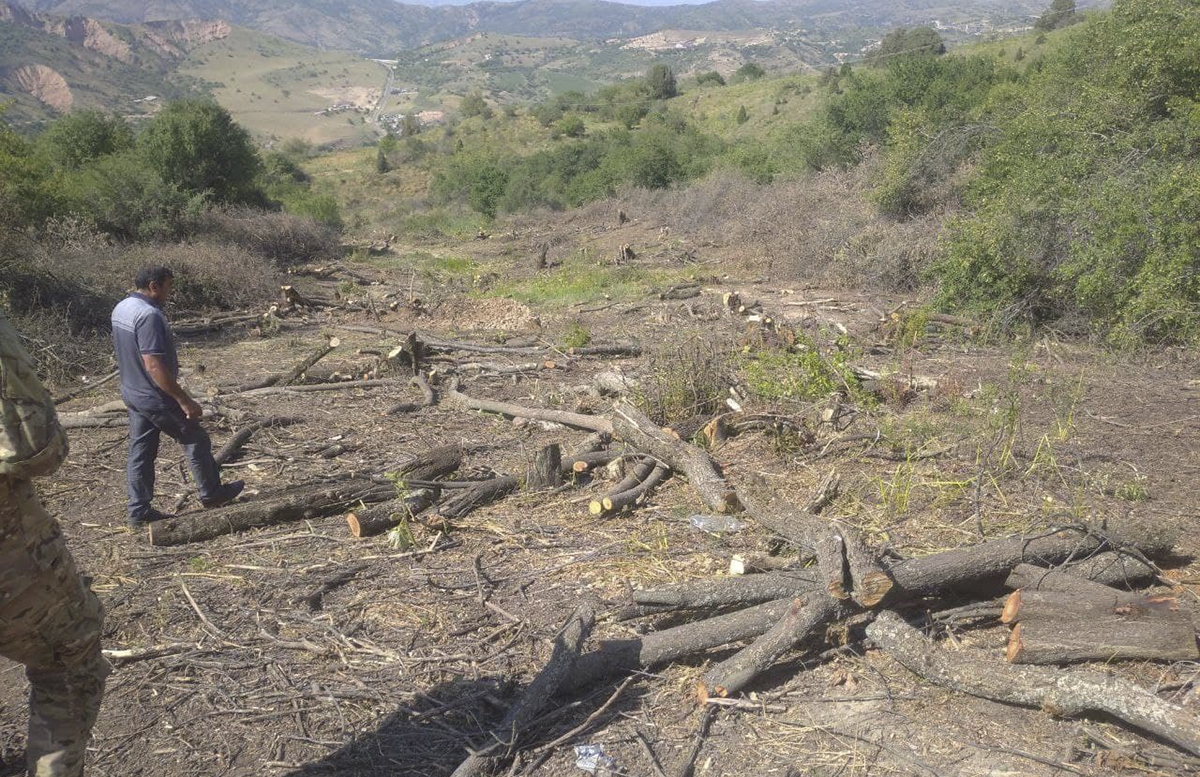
[2,215,1198,777]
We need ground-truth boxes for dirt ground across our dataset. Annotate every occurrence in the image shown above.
[2,215,1199,777]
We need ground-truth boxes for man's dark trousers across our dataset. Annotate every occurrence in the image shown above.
[126,406,221,520]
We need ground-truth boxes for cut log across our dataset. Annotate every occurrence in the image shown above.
[562,449,619,477]
[593,463,671,517]
[604,457,655,496]
[1007,610,1198,665]
[277,338,340,387]
[698,594,848,700]
[148,479,395,546]
[633,570,820,611]
[1001,588,1197,664]
[446,384,613,434]
[526,444,563,491]
[561,599,795,694]
[611,400,737,514]
[568,344,642,358]
[438,476,520,519]
[346,489,439,538]
[215,417,301,465]
[1004,554,1159,592]
[562,524,1173,692]
[393,444,462,483]
[566,431,610,458]
[450,601,596,777]
[228,378,404,399]
[866,610,1200,757]
[53,369,119,406]
[737,485,892,609]
[886,525,1174,598]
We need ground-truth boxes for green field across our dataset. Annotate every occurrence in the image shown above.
[177,27,385,147]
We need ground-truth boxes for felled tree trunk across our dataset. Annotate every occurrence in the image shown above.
[438,476,520,519]
[450,602,596,777]
[447,384,613,434]
[866,610,1200,757]
[1002,590,1197,665]
[393,444,462,484]
[149,479,395,546]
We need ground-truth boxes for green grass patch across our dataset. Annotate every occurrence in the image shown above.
[485,258,677,308]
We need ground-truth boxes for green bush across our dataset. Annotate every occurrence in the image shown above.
[933,0,1200,343]
[37,110,133,170]
[139,99,262,204]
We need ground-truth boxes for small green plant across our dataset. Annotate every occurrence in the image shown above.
[337,279,355,297]
[563,321,591,348]
[187,556,209,573]
[1115,477,1150,502]
[386,514,416,550]
[740,337,863,404]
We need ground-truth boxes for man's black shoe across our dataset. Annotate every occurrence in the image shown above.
[128,509,172,529]
[201,480,245,509]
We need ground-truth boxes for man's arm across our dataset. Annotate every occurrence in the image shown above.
[142,354,202,420]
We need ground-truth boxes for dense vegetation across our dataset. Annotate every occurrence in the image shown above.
[1,99,342,379]
[387,0,1199,344]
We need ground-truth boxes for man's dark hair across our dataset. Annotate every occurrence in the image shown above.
[135,266,174,290]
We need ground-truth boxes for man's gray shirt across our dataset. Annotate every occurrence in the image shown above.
[111,293,178,412]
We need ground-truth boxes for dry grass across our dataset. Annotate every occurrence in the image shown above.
[1,223,283,384]
[187,206,341,266]
[591,157,948,290]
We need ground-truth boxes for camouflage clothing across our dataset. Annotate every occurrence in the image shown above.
[0,310,108,777]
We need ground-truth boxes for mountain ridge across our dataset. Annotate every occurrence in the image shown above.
[14,0,1086,54]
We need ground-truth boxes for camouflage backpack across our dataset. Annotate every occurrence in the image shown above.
[0,310,68,480]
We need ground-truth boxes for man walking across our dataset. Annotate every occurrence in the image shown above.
[111,267,242,527]
[1,309,108,776]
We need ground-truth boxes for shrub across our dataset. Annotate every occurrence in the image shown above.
[187,206,340,266]
[37,110,134,170]
[635,335,737,426]
[646,64,678,100]
[139,99,262,203]
[696,71,726,87]
[732,62,766,82]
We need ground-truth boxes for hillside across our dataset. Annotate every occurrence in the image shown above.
[0,2,211,126]
[176,26,387,146]
[19,0,1107,55]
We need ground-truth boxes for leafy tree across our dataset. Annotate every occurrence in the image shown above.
[645,64,678,100]
[556,113,586,138]
[401,113,421,137]
[696,71,726,87]
[875,27,946,62]
[460,91,492,119]
[732,62,766,82]
[38,110,133,170]
[0,114,52,229]
[375,146,390,173]
[736,105,749,124]
[1035,0,1079,30]
[468,163,509,218]
[139,99,261,203]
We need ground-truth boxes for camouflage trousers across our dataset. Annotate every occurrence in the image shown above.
[0,477,108,777]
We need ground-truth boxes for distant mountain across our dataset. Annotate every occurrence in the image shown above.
[16,0,1091,55]
[0,2,212,125]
